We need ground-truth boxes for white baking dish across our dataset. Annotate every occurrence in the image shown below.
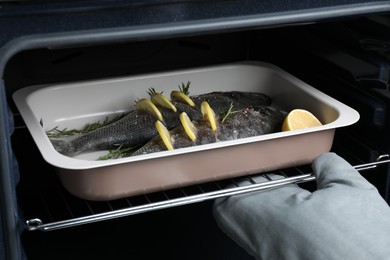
[13,61,360,201]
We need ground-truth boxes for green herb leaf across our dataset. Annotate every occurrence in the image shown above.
[179,81,191,95]
[46,113,128,138]
[221,102,237,123]
[97,146,137,160]
[147,87,162,97]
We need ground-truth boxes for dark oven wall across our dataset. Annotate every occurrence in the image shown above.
[5,15,390,260]
[4,32,247,105]
[249,16,390,198]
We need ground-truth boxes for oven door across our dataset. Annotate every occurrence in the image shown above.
[2,1,390,260]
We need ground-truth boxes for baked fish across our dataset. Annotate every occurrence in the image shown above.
[132,106,286,156]
[50,91,271,157]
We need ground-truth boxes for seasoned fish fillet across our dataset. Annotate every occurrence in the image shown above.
[132,106,286,156]
[50,91,271,157]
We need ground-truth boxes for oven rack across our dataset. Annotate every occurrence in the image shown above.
[18,129,390,232]
[23,149,390,232]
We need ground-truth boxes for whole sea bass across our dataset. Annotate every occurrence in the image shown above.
[132,106,286,156]
[50,91,271,157]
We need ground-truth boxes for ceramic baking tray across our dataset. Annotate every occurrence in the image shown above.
[13,61,360,201]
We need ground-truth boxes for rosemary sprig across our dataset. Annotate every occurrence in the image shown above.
[147,87,162,97]
[46,126,84,137]
[46,113,128,138]
[179,81,191,95]
[97,146,137,160]
[221,102,237,123]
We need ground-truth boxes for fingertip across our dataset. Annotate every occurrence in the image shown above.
[312,152,375,190]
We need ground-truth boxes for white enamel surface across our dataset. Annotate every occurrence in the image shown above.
[13,61,360,170]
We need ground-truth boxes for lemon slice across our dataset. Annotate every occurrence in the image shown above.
[171,91,196,107]
[179,112,197,141]
[136,98,163,121]
[201,101,217,132]
[282,109,322,131]
[151,93,177,112]
[155,120,174,150]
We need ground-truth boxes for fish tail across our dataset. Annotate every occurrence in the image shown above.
[50,138,79,157]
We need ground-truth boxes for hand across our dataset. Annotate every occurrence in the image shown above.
[213,152,390,260]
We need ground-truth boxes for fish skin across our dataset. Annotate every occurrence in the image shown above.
[132,106,287,156]
[50,91,271,157]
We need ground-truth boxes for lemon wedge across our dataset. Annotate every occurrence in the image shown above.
[155,120,174,150]
[171,91,196,107]
[201,101,217,132]
[282,109,322,131]
[151,93,177,112]
[179,112,197,141]
[136,98,163,121]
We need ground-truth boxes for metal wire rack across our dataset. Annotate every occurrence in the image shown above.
[21,151,390,232]
[13,128,389,232]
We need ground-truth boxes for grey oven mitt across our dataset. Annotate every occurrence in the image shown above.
[213,152,390,260]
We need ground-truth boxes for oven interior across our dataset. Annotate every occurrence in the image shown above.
[5,14,390,259]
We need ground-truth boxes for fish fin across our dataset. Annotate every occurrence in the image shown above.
[50,138,78,157]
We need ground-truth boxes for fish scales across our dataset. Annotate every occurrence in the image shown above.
[50,91,271,157]
[50,104,201,156]
[132,106,286,156]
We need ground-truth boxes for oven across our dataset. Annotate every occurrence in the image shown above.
[2,1,390,259]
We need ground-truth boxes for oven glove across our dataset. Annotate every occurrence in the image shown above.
[212,152,390,260]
